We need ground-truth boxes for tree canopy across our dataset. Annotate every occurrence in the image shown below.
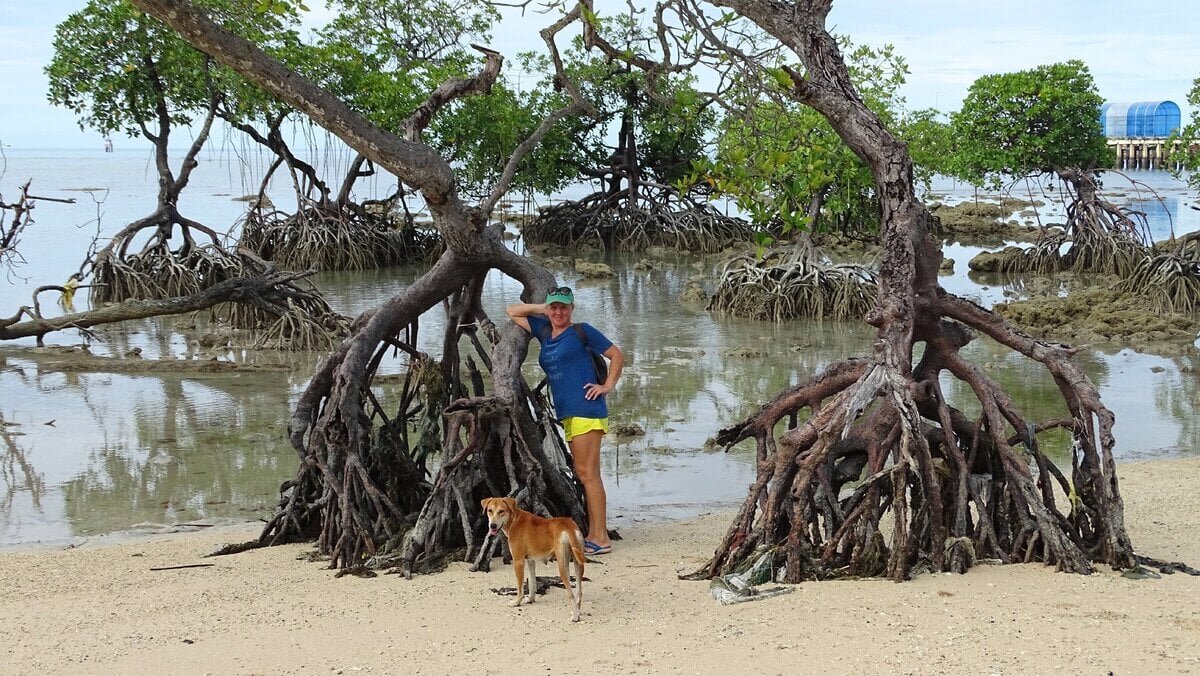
[692,39,910,236]
[1169,75,1200,194]
[46,0,294,140]
[949,60,1113,187]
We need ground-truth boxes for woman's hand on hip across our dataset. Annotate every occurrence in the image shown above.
[583,382,611,400]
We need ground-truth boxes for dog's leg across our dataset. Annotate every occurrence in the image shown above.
[557,536,581,622]
[572,530,585,620]
[511,556,526,607]
[576,535,585,612]
[525,558,536,604]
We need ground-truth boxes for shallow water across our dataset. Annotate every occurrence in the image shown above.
[1,148,1198,548]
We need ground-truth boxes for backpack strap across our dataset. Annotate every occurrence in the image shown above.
[572,323,589,347]
[574,323,608,383]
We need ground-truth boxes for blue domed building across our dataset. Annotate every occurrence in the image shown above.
[1099,101,1182,169]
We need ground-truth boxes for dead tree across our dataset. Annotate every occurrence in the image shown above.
[1,254,345,350]
[679,0,1138,581]
[1,182,38,274]
[130,0,600,573]
[1,182,78,275]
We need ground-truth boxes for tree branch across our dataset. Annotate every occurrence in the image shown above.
[0,269,321,341]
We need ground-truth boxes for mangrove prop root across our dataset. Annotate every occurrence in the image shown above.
[708,244,878,321]
[239,258,585,575]
[1118,244,1200,314]
[239,206,439,271]
[524,197,753,254]
[694,289,1140,583]
[990,175,1152,277]
[677,2,1144,587]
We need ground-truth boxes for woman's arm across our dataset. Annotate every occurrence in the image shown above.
[584,344,624,400]
[505,302,547,334]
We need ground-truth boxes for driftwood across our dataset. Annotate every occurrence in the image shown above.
[1,265,342,349]
[149,563,216,572]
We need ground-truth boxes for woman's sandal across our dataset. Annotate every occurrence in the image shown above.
[584,540,612,555]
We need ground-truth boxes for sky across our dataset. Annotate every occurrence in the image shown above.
[1,0,1197,149]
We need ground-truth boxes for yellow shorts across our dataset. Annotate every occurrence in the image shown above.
[562,417,609,442]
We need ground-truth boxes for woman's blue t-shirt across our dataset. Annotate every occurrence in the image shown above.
[528,315,614,420]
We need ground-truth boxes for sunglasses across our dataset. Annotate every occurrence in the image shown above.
[549,286,572,294]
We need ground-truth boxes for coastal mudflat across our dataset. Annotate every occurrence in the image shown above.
[1,456,1198,675]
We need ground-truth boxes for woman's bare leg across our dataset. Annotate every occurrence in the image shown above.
[569,429,610,547]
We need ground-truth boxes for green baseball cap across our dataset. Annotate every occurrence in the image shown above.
[545,286,574,305]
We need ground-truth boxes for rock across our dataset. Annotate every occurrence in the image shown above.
[679,283,708,305]
[933,200,1038,245]
[722,347,768,358]
[995,287,1200,350]
[575,261,614,278]
[610,422,645,437]
[968,247,1023,272]
[197,333,229,348]
[233,194,273,209]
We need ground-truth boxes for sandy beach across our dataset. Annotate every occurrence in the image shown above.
[1,456,1198,675]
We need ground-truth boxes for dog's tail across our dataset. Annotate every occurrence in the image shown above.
[567,528,586,569]
[562,527,586,591]
[560,528,585,620]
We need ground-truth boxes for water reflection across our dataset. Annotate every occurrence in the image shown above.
[0,409,46,539]
[1152,355,1200,455]
[68,375,292,533]
[4,247,1200,546]
[3,246,1199,546]
[0,359,296,546]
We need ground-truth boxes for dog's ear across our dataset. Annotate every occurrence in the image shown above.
[480,498,490,509]
[502,497,517,510]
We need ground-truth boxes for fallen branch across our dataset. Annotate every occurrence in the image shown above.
[148,563,216,571]
[0,268,338,346]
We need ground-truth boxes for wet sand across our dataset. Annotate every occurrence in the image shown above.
[1,456,1198,675]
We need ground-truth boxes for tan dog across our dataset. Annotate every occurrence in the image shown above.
[481,497,585,622]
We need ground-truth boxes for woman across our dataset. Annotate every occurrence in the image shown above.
[507,286,623,555]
